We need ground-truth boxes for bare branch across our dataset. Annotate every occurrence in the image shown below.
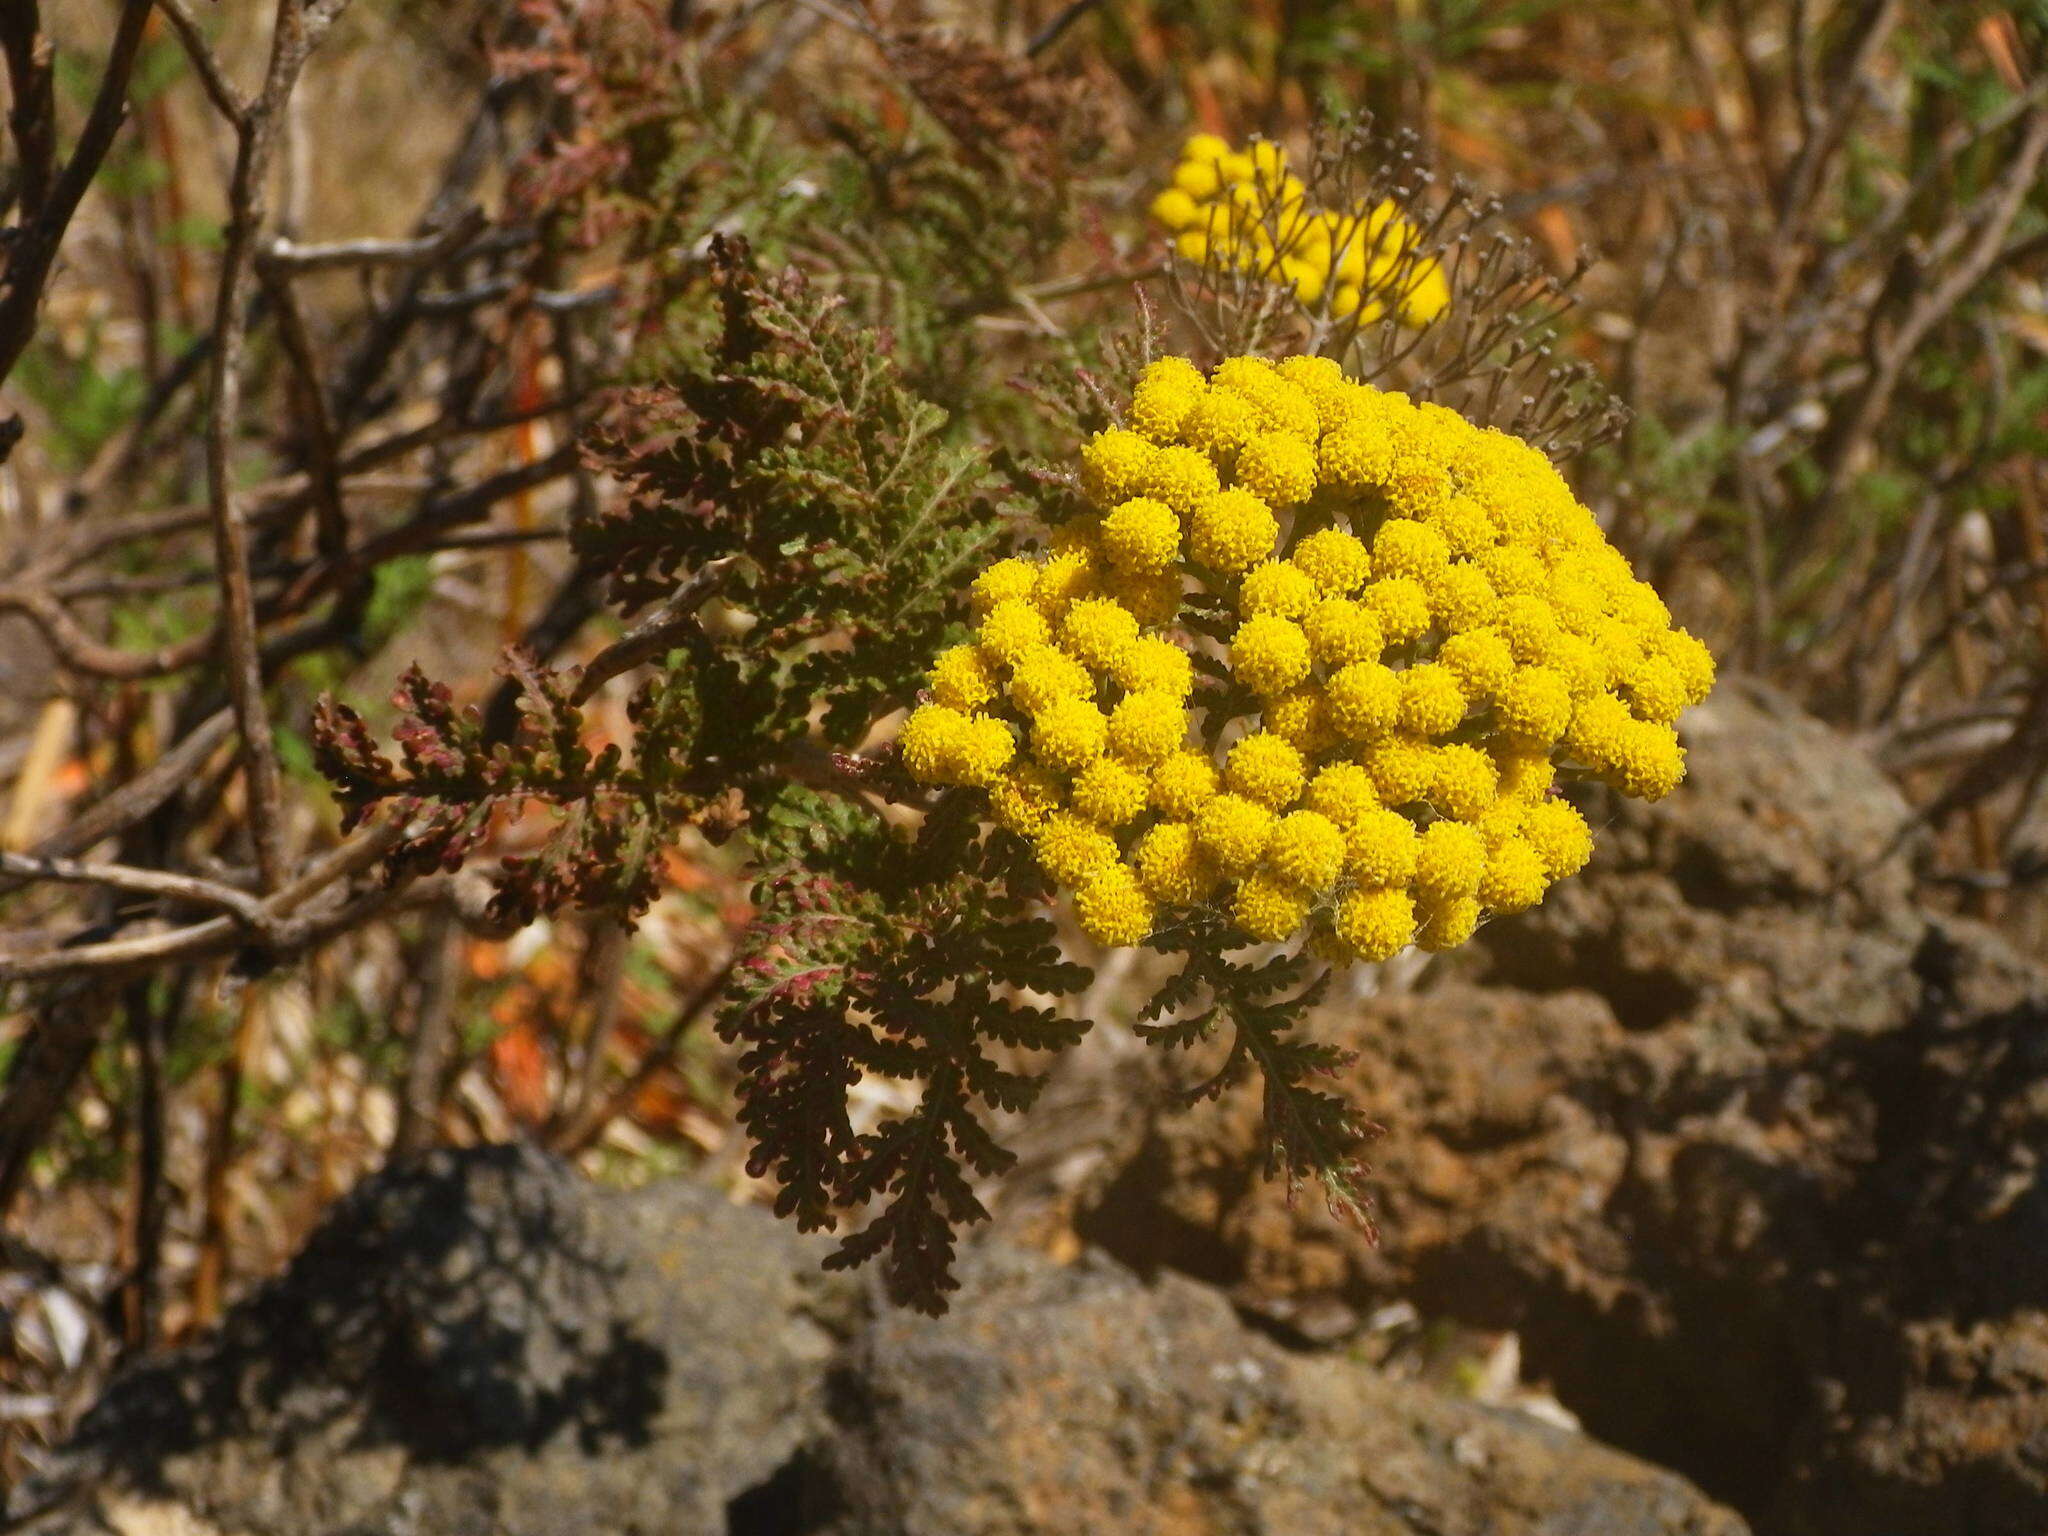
[0,0,155,406]
[1814,106,2048,514]
[258,266,349,561]
[0,817,407,984]
[1773,0,1900,251]
[261,215,501,274]
[0,851,267,928]
[569,556,742,705]
[157,0,249,127]
[0,580,218,679]
[203,0,358,892]
[0,979,115,1218]
[0,2,57,219]
[14,710,236,870]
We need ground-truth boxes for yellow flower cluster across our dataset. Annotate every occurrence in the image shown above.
[1149,134,1449,328]
[899,354,1714,964]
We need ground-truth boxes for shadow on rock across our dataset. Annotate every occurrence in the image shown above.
[1075,679,2048,1536]
[12,1147,1743,1536]
[17,1144,856,1535]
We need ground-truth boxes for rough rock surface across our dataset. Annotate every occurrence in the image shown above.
[1077,679,2048,1535]
[822,1245,1745,1536]
[12,1147,1744,1536]
[16,1146,860,1536]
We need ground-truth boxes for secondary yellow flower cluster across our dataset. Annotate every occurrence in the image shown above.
[899,354,1714,965]
[1149,134,1450,328]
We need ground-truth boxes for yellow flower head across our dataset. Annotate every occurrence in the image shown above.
[1189,488,1278,574]
[1621,654,1689,726]
[1416,895,1481,952]
[1076,863,1157,947]
[1171,164,1212,204]
[1173,158,1223,201]
[1655,628,1717,706]
[1182,389,1262,459]
[971,557,1040,616]
[1606,720,1685,801]
[1519,797,1593,878]
[1033,811,1119,888]
[930,643,998,713]
[1059,597,1141,673]
[1109,569,1186,630]
[1413,820,1486,903]
[1333,886,1416,962]
[1383,453,1453,520]
[1361,575,1431,646]
[978,599,1051,666]
[1141,445,1223,514]
[912,351,1708,960]
[958,716,1017,786]
[1476,836,1548,914]
[1425,562,1499,633]
[1265,810,1345,892]
[1149,187,1202,232]
[1362,733,1436,806]
[1263,685,1336,756]
[1234,373,1320,444]
[1032,549,1098,621]
[1430,742,1499,822]
[1343,807,1421,887]
[1320,420,1397,490]
[1072,756,1151,827]
[1304,597,1384,670]
[1007,644,1094,716]
[1231,614,1313,697]
[1327,660,1401,740]
[1371,519,1449,583]
[1477,543,1546,597]
[1495,665,1574,746]
[1108,689,1188,765]
[1196,793,1276,874]
[1151,748,1223,820]
[1129,356,1207,443]
[1292,528,1372,595]
[1113,636,1195,699]
[1548,634,1609,699]
[1498,594,1562,663]
[1239,559,1319,619]
[1031,696,1110,775]
[1430,496,1496,559]
[988,760,1063,836]
[1305,761,1380,827]
[1234,431,1318,506]
[1233,872,1313,943]
[1398,662,1469,738]
[1494,743,1557,805]
[1134,820,1221,905]
[899,704,974,785]
[1100,497,1183,576]
[1277,354,1347,405]
[1224,731,1307,809]
[1079,428,1156,509]
[1438,627,1515,699]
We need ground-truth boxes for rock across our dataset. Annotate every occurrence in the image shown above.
[12,1148,1743,1536]
[1075,679,2048,1534]
[16,1145,859,1536]
[820,1244,1747,1536]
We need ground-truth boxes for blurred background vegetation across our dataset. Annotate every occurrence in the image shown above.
[2,0,2045,1496]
